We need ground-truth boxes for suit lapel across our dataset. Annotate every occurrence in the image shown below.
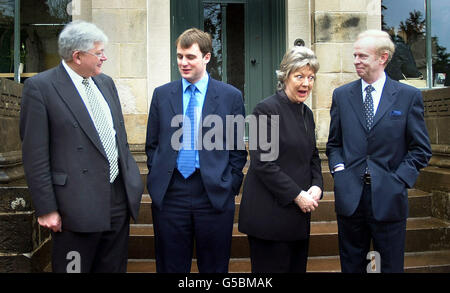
[348,80,368,132]
[52,64,107,159]
[372,77,397,129]
[169,81,183,116]
[201,78,219,118]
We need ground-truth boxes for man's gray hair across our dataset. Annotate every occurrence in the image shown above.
[58,20,108,61]
[276,46,320,91]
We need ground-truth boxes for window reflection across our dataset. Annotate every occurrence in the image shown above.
[382,0,449,87]
[0,0,71,78]
[431,0,450,87]
[204,3,222,81]
[0,0,15,73]
[382,0,427,87]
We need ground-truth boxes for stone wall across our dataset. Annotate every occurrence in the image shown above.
[73,0,149,145]
[414,87,450,221]
[0,79,24,183]
[0,78,51,272]
[311,0,381,145]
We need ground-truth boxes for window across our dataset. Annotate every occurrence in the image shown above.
[0,0,72,82]
[382,0,449,88]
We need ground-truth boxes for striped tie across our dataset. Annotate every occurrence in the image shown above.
[177,85,198,178]
[82,78,119,183]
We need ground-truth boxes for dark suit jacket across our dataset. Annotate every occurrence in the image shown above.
[326,77,432,222]
[20,63,143,232]
[238,91,323,241]
[145,77,247,211]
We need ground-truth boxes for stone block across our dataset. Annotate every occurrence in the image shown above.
[313,108,331,144]
[92,9,124,43]
[102,43,120,78]
[124,114,148,144]
[0,186,32,213]
[92,0,146,9]
[312,73,340,109]
[0,213,35,253]
[115,79,148,115]
[314,0,340,12]
[125,9,147,43]
[120,43,147,78]
[342,43,356,72]
[340,0,368,12]
[0,239,51,273]
[431,190,450,221]
[313,43,342,73]
[315,12,367,43]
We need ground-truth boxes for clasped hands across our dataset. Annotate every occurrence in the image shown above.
[294,185,322,213]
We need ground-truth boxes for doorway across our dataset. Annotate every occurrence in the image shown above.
[170,0,286,116]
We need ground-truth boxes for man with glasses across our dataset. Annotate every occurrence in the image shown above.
[20,21,143,273]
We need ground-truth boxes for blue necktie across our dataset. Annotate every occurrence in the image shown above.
[177,85,198,178]
[364,85,375,130]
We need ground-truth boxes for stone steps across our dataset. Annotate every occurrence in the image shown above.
[127,250,450,273]
[127,217,450,259]
[131,160,450,273]
[133,189,432,224]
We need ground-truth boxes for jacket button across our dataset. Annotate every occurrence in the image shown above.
[77,146,83,151]
[82,169,88,173]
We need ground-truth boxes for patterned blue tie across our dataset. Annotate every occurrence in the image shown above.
[177,85,198,178]
[364,85,375,130]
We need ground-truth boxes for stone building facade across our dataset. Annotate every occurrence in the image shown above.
[71,0,381,145]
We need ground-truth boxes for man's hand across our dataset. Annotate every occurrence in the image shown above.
[38,211,62,232]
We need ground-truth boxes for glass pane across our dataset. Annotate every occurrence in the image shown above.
[226,3,245,98]
[204,3,223,81]
[21,0,72,74]
[431,0,450,87]
[203,3,245,98]
[382,0,427,87]
[0,0,15,73]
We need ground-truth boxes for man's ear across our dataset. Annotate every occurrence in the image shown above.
[203,52,211,65]
[72,51,82,65]
[379,51,389,66]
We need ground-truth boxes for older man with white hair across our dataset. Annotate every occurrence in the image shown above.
[20,21,143,273]
[326,30,431,273]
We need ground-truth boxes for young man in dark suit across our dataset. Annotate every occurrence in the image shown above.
[326,30,432,273]
[20,21,143,273]
[146,28,247,273]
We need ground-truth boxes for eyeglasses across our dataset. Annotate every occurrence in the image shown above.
[79,50,106,59]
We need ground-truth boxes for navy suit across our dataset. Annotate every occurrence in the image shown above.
[326,76,431,272]
[146,77,247,272]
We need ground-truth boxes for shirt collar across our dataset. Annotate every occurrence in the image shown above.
[62,60,92,84]
[361,71,386,94]
[182,73,209,94]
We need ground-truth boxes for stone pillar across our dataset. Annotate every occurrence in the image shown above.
[311,0,381,145]
[73,0,149,145]
[416,87,450,221]
[0,78,51,272]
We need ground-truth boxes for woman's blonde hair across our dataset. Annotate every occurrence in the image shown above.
[276,46,320,91]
